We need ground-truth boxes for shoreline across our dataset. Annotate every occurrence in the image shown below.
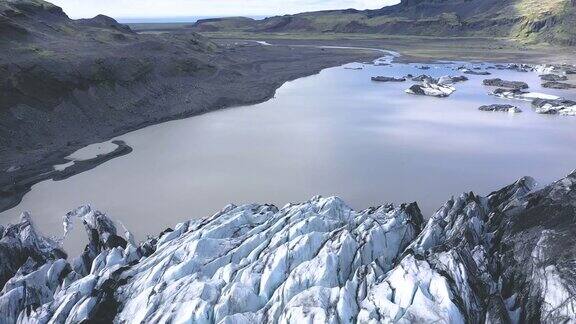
[0,43,382,215]
[3,37,576,217]
[210,36,576,65]
[0,140,133,215]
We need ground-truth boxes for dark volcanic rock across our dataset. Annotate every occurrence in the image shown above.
[371,76,406,82]
[483,78,529,89]
[479,104,522,113]
[542,81,576,89]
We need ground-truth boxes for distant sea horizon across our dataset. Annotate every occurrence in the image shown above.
[116,16,268,24]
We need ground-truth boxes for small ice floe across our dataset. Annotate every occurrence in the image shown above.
[479,104,522,113]
[489,63,532,72]
[542,81,576,89]
[409,74,467,84]
[404,74,467,97]
[534,64,576,75]
[490,88,560,101]
[532,98,576,116]
[505,63,532,72]
[540,74,568,82]
[406,80,456,98]
[437,75,469,85]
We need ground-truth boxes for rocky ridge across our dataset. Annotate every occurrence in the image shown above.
[1,171,576,323]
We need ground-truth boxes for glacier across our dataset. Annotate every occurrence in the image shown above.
[1,171,576,323]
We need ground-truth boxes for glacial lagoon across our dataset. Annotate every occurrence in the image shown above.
[2,56,576,254]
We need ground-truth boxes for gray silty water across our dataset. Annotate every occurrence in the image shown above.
[2,57,576,255]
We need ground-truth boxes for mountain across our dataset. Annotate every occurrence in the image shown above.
[1,171,575,322]
[0,0,215,152]
[191,0,576,46]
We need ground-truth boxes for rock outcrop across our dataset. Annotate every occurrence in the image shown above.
[542,81,576,89]
[2,172,576,323]
[540,74,568,82]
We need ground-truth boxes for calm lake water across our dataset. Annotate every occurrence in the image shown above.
[2,55,576,254]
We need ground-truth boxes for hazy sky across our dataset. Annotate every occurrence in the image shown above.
[49,0,400,19]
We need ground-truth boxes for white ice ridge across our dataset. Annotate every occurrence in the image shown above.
[3,196,424,323]
[112,197,423,323]
[3,172,576,323]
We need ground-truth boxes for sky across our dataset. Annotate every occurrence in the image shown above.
[49,0,400,19]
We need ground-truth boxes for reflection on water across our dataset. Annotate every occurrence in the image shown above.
[2,58,576,255]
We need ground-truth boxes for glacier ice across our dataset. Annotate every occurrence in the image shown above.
[1,172,576,323]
